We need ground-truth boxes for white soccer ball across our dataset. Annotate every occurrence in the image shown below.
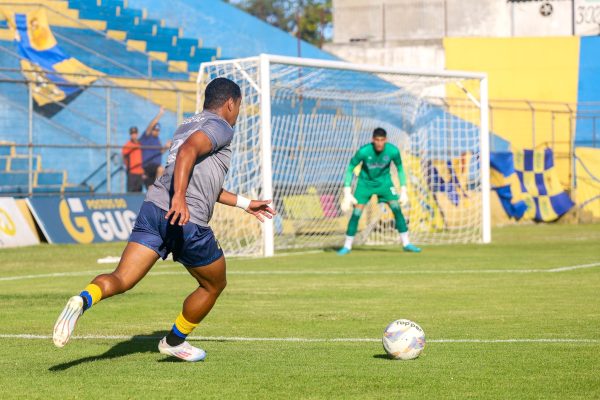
[382,319,426,360]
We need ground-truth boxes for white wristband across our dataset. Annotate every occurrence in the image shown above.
[236,195,251,210]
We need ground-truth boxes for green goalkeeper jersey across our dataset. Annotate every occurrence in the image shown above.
[344,143,406,188]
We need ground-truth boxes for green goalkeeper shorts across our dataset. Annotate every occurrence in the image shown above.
[354,181,399,204]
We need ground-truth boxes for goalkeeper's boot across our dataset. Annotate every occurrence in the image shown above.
[403,244,421,253]
[158,337,206,362]
[337,247,351,256]
[53,295,84,347]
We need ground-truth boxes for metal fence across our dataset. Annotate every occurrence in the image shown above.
[0,73,598,199]
[0,71,195,196]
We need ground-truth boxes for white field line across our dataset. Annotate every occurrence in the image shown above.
[0,334,598,344]
[96,250,325,264]
[1,262,599,282]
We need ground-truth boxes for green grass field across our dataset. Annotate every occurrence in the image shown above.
[0,224,599,399]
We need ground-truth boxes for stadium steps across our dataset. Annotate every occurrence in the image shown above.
[64,0,221,73]
[0,142,92,195]
[0,2,190,80]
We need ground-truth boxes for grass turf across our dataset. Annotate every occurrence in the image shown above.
[0,224,599,399]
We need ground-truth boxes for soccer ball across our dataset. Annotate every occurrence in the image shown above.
[382,319,426,360]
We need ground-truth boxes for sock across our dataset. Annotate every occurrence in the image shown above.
[390,202,408,233]
[346,207,363,237]
[79,283,102,312]
[166,312,199,347]
[344,235,355,250]
[400,232,410,247]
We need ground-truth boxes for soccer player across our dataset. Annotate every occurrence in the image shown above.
[53,78,276,362]
[338,127,421,255]
[139,106,169,189]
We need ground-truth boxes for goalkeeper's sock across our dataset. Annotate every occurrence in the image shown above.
[166,312,198,346]
[343,235,355,250]
[390,201,408,233]
[79,283,102,312]
[400,232,410,247]
[346,208,363,237]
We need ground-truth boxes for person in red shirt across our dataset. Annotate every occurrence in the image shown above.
[122,126,144,192]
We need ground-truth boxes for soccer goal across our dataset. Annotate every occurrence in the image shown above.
[197,54,490,257]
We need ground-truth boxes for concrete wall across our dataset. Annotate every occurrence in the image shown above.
[324,39,445,70]
[331,0,583,45]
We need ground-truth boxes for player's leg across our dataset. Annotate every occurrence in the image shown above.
[53,242,159,347]
[338,203,366,255]
[158,256,226,362]
[387,200,421,253]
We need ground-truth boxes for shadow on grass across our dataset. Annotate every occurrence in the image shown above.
[373,354,394,360]
[49,330,169,371]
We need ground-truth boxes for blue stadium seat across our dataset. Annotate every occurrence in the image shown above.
[157,27,179,37]
[9,156,40,171]
[120,8,144,19]
[32,185,63,194]
[36,171,65,186]
[0,157,7,171]
[0,143,15,156]
[0,171,28,186]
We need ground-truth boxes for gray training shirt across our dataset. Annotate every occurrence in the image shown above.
[145,110,234,226]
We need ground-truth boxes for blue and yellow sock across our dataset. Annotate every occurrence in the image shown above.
[166,312,199,346]
[79,283,102,312]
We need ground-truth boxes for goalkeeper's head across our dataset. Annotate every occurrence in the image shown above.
[203,77,242,127]
[372,127,387,152]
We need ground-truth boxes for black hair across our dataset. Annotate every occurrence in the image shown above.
[203,77,242,110]
[373,127,387,138]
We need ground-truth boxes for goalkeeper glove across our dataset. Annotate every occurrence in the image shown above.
[400,186,409,207]
[341,187,358,212]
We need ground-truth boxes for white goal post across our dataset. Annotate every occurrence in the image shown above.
[197,54,490,257]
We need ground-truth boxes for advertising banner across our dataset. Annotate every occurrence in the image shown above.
[27,195,145,244]
[0,197,40,248]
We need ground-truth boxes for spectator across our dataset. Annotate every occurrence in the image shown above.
[139,107,170,189]
[121,126,143,192]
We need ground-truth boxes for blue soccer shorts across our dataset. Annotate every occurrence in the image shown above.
[129,201,223,268]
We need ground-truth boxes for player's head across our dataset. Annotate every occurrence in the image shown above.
[129,126,138,142]
[372,127,387,152]
[203,77,242,126]
[151,122,161,137]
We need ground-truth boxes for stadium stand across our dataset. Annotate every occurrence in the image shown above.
[0,0,334,195]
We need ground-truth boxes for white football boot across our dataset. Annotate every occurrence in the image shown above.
[158,337,206,362]
[53,295,84,347]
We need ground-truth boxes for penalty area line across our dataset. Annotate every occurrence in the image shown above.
[0,334,598,344]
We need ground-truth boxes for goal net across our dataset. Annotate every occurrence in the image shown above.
[197,55,490,256]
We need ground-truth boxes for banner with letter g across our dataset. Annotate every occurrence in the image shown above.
[27,195,144,244]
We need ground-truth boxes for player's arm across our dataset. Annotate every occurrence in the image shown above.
[343,150,362,188]
[392,150,409,206]
[217,189,276,223]
[340,150,362,212]
[164,131,213,226]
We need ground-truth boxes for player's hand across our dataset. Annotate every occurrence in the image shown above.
[245,199,276,223]
[165,194,189,225]
[341,187,357,213]
[400,186,409,207]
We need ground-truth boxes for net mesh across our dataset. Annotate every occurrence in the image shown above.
[198,57,484,255]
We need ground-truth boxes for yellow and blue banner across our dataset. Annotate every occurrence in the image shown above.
[26,195,144,244]
[491,149,574,222]
[0,8,101,117]
[428,152,472,207]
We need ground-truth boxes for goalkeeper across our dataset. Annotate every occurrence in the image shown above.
[338,127,421,255]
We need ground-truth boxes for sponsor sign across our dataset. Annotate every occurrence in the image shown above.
[0,197,40,248]
[27,195,145,244]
